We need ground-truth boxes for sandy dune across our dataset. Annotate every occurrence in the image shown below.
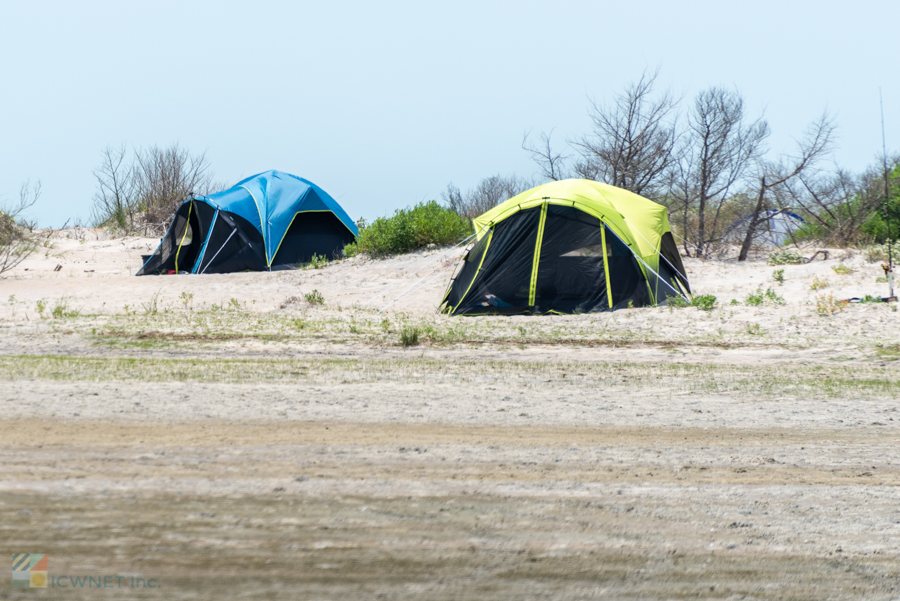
[1,229,898,599]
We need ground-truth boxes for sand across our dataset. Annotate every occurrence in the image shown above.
[0,229,898,599]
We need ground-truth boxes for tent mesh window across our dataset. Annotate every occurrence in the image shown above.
[535,205,613,313]
[452,207,541,314]
[272,212,357,266]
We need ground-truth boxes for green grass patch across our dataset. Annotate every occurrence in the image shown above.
[745,287,785,307]
[667,294,716,311]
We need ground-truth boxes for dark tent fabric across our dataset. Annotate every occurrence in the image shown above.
[137,171,357,276]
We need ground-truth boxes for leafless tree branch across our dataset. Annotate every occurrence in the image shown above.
[572,69,680,199]
[523,129,570,182]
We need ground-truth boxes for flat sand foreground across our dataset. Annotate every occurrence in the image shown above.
[0,231,899,599]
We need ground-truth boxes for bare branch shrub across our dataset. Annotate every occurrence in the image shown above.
[443,174,532,220]
[0,180,40,275]
[92,143,219,236]
[135,144,215,226]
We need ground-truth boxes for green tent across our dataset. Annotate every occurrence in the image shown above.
[441,179,690,315]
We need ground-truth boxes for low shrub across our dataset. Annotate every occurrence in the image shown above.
[767,249,805,266]
[344,201,471,257]
[50,297,79,319]
[772,269,784,285]
[809,277,828,291]
[304,290,324,306]
[691,294,718,311]
[863,242,896,263]
[400,326,420,347]
[303,253,328,270]
[816,293,845,315]
[831,264,853,275]
[746,323,763,335]
[745,287,785,306]
[667,294,716,310]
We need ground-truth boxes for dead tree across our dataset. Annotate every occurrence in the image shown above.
[572,70,680,199]
[738,114,835,261]
[673,88,769,257]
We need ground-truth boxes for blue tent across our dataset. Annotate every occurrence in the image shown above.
[137,170,358,275]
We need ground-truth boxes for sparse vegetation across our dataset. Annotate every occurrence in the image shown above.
[400,326,420,347]
[767,249,805,266]
[669,294,717,311]
[831,264,853,275]
[141,290,161,315]
[304,290,325,306]
[50,297,79,319]
[816,293,845,315]
[3,354,897,399]
[745,287,785,306]
[691,294,717,311]
[772,269,784,285]
[667,295,690,308]
[303,253,329,270]
[863,242,895,263]
[809,277,828,291]
[746,323,763,336]
[180,291,194,310]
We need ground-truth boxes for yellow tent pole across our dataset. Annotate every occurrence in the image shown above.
[601,225,613,309]
[174,201,193,273]
[528,203,548,307]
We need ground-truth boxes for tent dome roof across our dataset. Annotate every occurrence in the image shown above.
[198,170,357,265]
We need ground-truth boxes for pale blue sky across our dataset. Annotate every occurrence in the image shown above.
[1,0,897,227]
